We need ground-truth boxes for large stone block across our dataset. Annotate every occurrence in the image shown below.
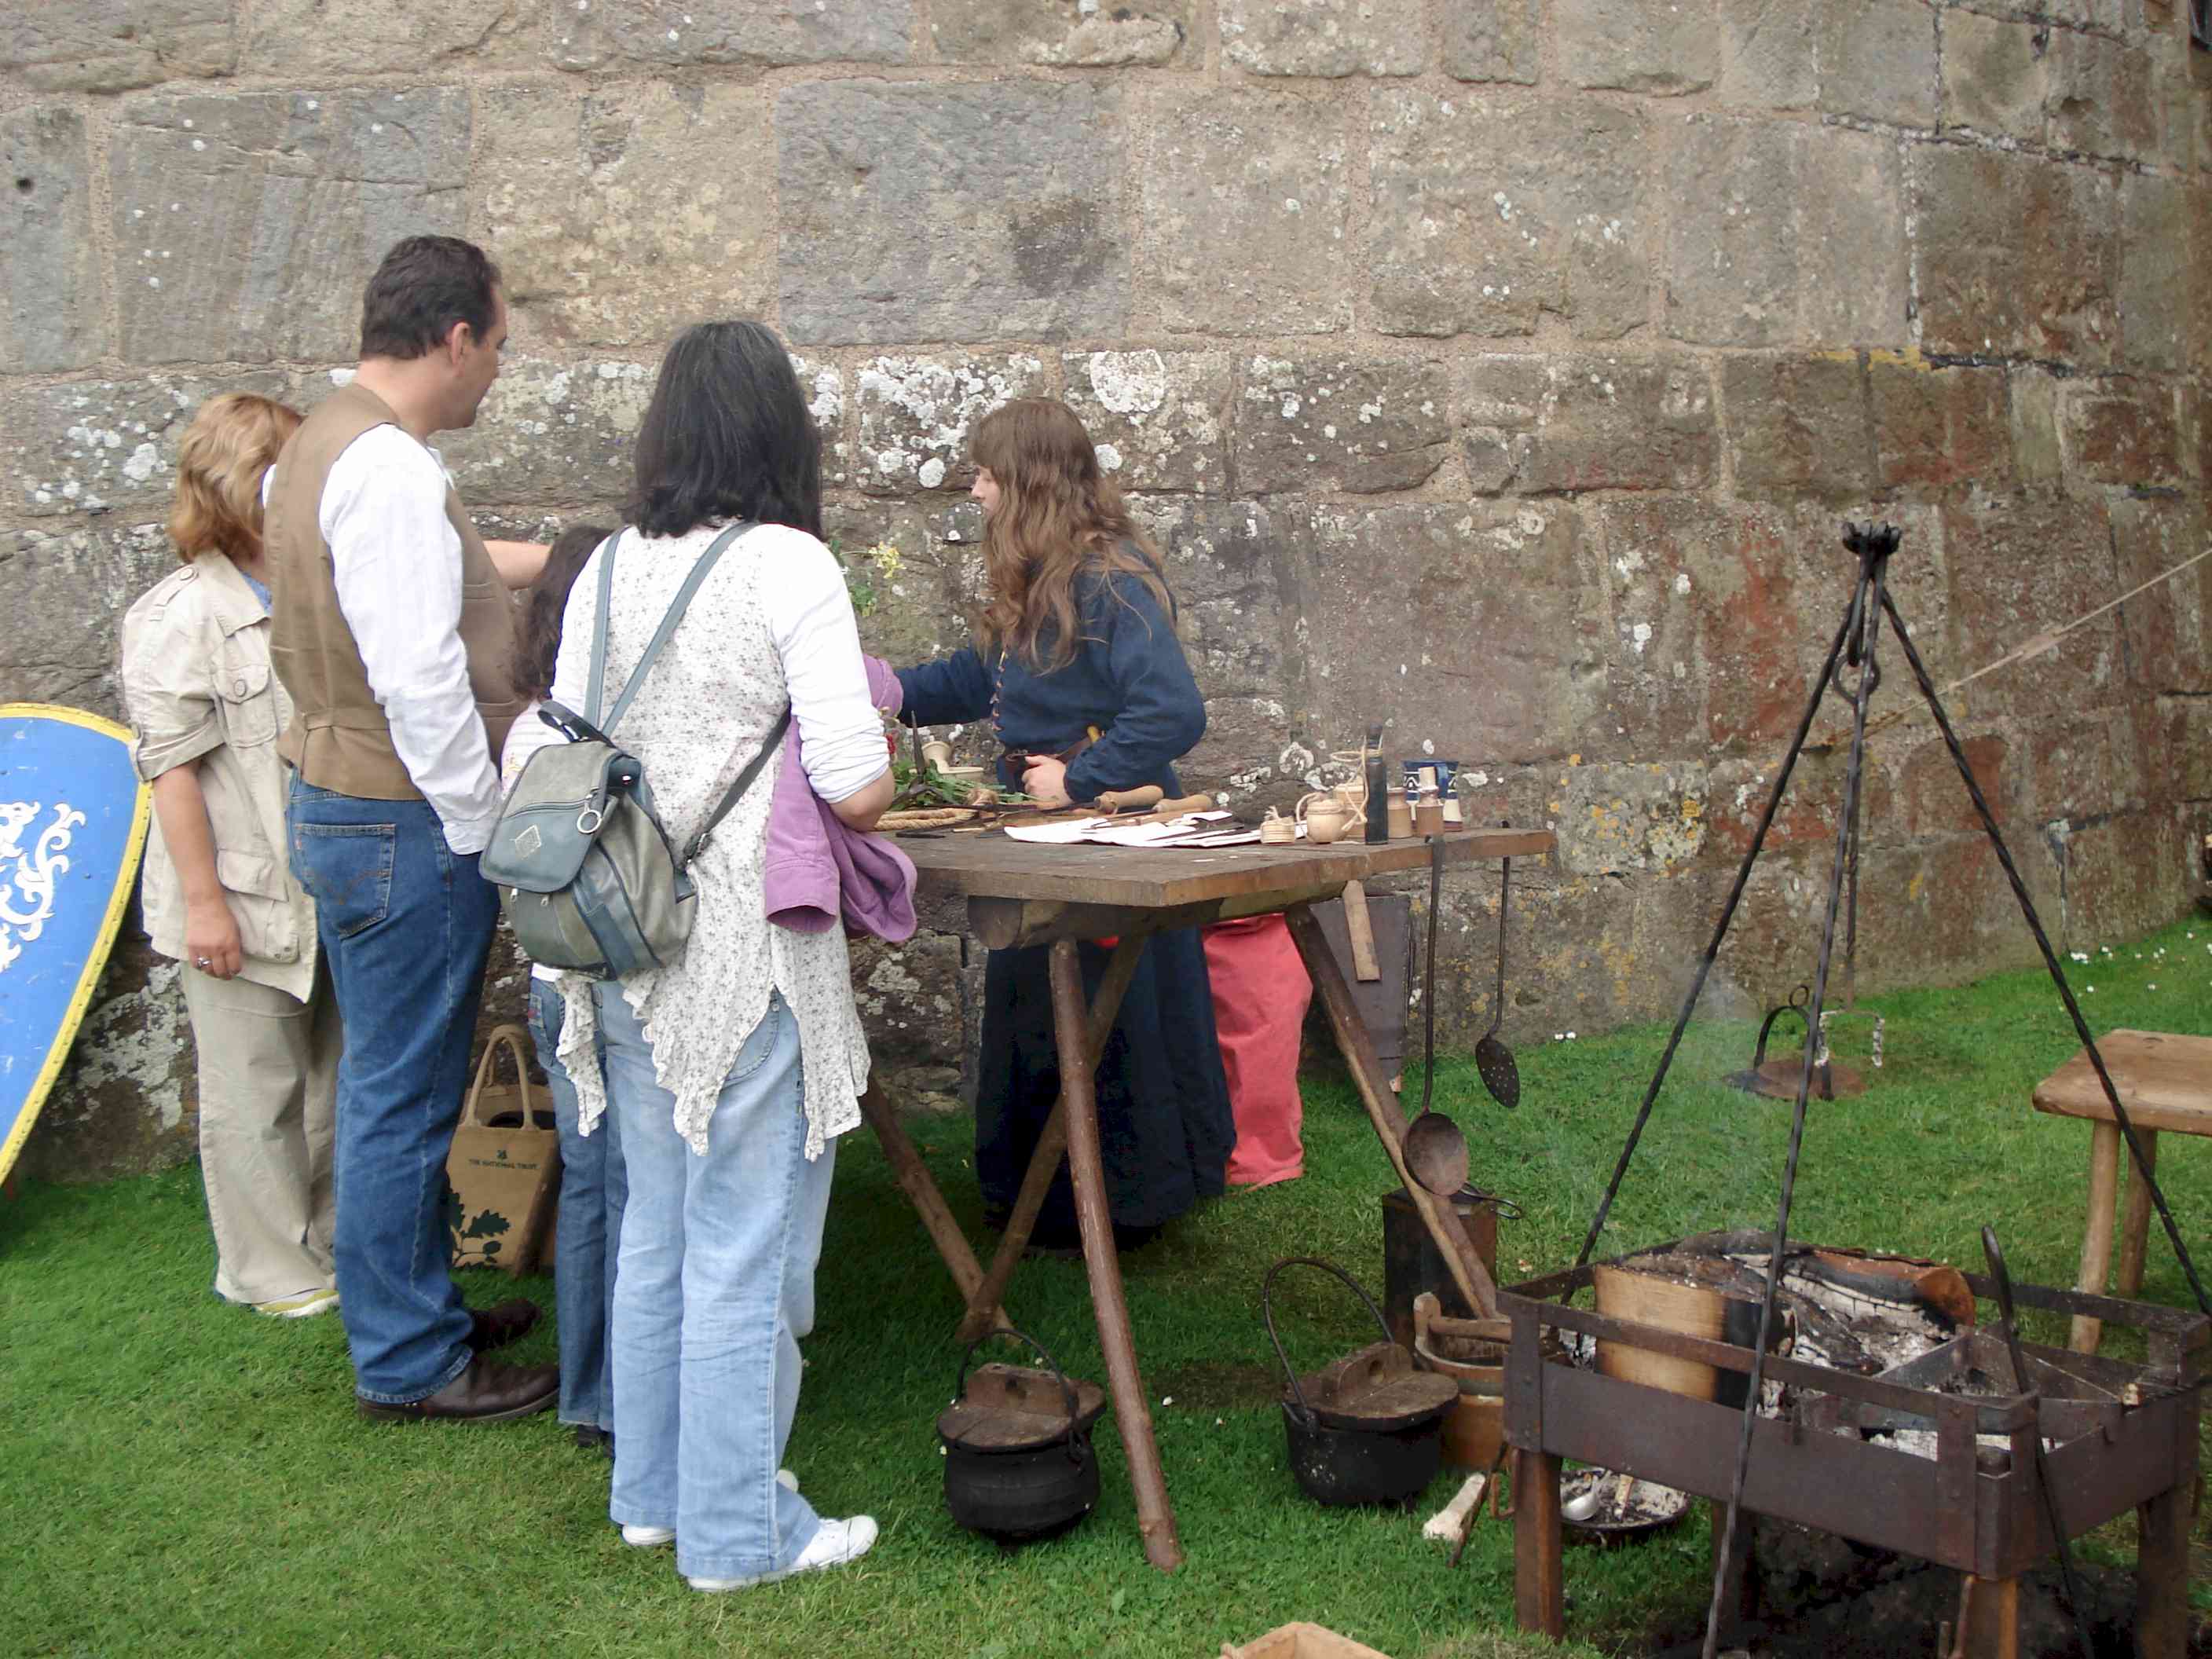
[1141,92,1351,337]
[1368,93,1650,341]
[550,0,909,68]
[2058,379,2182,488]
[2061,808,2192,945]
[2195,178,2212,380]
[1870,352,2012,493]
[853,353,1049,496]
[849,931,966,1071]
[1818,0,1939,127]
[1663,119,1907,348]
[929,0,1186,64]
[1220,0,1424,76]
[1895,731,2015,839]
[2,108,104,374]
[2044,31,2161,160]
[1912,145,2119,368]
[470,82,775,351]
[1443,0,1540,83]
[1280,500,1606,765]
[21,943,194,1184]
[1555,762,1711,876]
[435,357,654,511]
[1061,350,1230,495]
[1593,497,1716,755]
[2023,709,2143,828]
[2006,367,2066,485]
[246,0,529,75]
[2117,174,2192,373]
[1558,0,1718,93]
[1232,356,1452,494]
[1,0,233,93]
[1705,750,1873,860]
[1720,0,1819,108]
[778,82,1126,345]
[1941,495,2120,722]
[0,522,181,723]
[108,89,471,367]
[1721,355,1878,501]
[1454,353,1718,496]
[821,500,979,673]
[5,370,296,522]
[1939,9,2049,144]
[2108,495,2210,696]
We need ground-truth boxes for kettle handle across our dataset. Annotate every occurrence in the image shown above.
[1261,1255,1396,1426]
[949,1325,1081,1447]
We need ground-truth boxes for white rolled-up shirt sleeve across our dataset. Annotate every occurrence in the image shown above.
[321,427,505,853]
[758,528,892,803]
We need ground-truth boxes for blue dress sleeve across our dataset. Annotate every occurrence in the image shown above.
[1062,573,1206,803]
[895,646,994,728]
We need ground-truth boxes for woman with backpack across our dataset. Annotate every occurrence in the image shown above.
[511,320,892,1592]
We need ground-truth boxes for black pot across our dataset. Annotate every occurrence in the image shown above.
[1264,1257,1454,1508]
[938,1329,1104,1545]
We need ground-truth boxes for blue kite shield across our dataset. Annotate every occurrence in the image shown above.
[0,705,152,1185]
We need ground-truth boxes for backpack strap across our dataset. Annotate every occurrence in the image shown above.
[597,520,757,736]
[678,705,792,870]
[583,529,622,727]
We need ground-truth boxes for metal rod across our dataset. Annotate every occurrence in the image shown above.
[1879,590,2210,1318]
[1980,1225,2099,1659]
[1701,526,1892,1659]
[1570,596,1862,1278]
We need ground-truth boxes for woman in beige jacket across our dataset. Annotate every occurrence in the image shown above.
[120,393,342,1317]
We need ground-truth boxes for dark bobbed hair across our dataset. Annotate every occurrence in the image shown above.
[514,522,614,701]
[625,320,823,540]
[359,235,504,361]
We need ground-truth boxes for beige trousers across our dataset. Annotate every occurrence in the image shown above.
[181,960,341,1306]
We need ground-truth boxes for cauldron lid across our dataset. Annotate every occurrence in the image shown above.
[1288,1339,1458,1431]
[937,1361,1108,1453]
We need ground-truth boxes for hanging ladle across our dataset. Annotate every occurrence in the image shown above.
[1474,843,1520,1109]
[1401,833,1470,1196]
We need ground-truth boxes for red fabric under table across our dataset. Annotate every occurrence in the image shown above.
[1201,914,1313,1188]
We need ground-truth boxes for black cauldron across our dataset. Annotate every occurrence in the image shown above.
[1264,1256,1456,1508]
[937,1329,1106,1545]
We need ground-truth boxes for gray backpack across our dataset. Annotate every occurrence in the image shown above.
[484,522,789,980]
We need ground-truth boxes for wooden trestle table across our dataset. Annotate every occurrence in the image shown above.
[853,826,1555,1572]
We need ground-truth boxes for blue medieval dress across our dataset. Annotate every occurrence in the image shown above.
[896,566,1236,1246]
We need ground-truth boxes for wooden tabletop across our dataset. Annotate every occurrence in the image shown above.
[2031,1029,2212,1133]
[899,826,1554,910]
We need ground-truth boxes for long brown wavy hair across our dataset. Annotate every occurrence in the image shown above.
[514,522,614,701]
[971,398,1174,672]
[167,393,302,565]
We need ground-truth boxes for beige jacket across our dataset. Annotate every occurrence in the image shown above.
[120,550,317,1002]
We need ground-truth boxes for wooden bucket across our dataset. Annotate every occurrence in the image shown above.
[1590,1256,1767,1409]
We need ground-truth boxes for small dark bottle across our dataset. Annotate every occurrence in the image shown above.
[1363,725,1389,844]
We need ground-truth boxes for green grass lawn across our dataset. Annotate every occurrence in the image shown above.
[4,918,2209,1659]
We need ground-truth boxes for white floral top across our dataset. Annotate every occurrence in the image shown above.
[512,522,880,1159]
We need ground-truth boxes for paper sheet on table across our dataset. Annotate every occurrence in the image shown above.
[1002,811,1259,848]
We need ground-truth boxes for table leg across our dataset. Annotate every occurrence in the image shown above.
[855,1082,1011,1335]
[1285,904,1501,1321]
[2068,1121,2122,1353]
[956,934,1148,1346]
[2114,1128,2160,1302]
[1961,1574,2020,1659]
[1513,1449,1564,1639]
[1049,939,1182,1573]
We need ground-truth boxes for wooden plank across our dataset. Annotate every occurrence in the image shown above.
[901,826,1553,910]
[2030,1029,2212,1133]
[1513,1451,1565,1639]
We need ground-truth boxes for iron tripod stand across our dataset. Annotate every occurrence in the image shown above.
[1554,524,2209,1659]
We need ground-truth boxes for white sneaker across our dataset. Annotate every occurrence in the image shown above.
[621,1524,675,1547]
[253,1287,340,1319]
[687,1515,878,1593]
[776,1468,798,1493]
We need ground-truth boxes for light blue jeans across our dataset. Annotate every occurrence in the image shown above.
[527,978,622,1433]
[599,986,837,1580]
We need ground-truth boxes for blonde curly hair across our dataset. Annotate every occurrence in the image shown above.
[167,392,302,565]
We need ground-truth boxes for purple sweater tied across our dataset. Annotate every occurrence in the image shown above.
[763,654,915,943]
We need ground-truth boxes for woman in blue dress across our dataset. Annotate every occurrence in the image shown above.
[895,398,1236,1250]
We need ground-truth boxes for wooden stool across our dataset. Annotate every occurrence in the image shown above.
[2031,1028,2212,1353]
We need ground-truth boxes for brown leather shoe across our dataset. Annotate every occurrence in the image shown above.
[357,1357,560,1424]
[470,1298,542,1353]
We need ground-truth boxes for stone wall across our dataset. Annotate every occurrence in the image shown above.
[5,0,2208,1179]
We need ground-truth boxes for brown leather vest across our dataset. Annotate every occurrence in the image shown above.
[266,380,522,800]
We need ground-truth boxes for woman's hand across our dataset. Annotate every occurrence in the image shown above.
[1021,754,1073,809]
[184,898,244,980]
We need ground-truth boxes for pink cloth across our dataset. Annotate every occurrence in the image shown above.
[1203,914,1313,1188]
[762,655,916,942]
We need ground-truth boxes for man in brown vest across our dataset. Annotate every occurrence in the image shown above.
[267,236,558,1423]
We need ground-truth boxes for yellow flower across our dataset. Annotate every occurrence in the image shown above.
[864,540,904,580]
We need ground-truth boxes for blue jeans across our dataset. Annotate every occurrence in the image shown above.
[286,779,498,1404]
[527,977,623,1432]
[599,987,837,1581]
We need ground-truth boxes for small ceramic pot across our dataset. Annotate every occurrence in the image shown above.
[1298,791,1364,846]
[921,738,955,770]
[1386,790,1414,840]
[1260,810,1298,845]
